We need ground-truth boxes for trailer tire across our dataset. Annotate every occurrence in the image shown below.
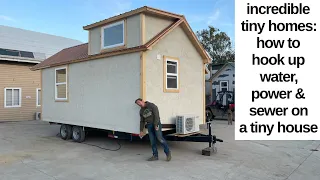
[60,124,72,140]
[72,126,86,143]
[206,109,213,122]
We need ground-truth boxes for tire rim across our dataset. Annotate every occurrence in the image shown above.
[73,128,80,140]
[206,110,212,119]
[61,126,67,137]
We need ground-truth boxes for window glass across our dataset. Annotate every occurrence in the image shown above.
[57,84,67,98]
[5,89,12,106]
[56,69,66,83]
[103,23,124,47]
[13,89,20,105]
[167,76,177,88]
[167,61,177,74]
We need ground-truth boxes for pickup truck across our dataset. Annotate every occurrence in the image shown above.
[206,91,235,122]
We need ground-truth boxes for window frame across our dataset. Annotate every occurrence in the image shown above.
[163,56,180,93]
[55,66,68,101]
[101,20,125,50]
[36,88,41,107]
[4,87,22,108]
[220,80,229,92]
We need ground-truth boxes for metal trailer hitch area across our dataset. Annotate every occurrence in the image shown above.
[105,121,223,156]
[202,122,223,156]
[163,121,223,156]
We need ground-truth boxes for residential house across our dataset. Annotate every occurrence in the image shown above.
[30,6,211,134]
[206,62,235,105]
[0,25,82,121]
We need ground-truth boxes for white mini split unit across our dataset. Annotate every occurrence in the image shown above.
[176,115,200,134]
[35,112,41,120]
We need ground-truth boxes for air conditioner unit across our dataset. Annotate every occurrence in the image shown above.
[176,115,200,134]
[35,112,41,120]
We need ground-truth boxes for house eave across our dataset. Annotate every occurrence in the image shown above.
[30,46,147,71]
[0,55,41,64]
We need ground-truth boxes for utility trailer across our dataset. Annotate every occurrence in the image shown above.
[52,121,223,156]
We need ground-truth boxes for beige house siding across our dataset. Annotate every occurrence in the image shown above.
[88,27,101,55]
[0,62,41,121]
[88,14,141,55]
[126,14,141,47]
[145,14,174,43]
[145,25,204,125]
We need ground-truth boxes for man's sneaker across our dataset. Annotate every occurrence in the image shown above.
[166,152,172,161]
[147,156,158,161]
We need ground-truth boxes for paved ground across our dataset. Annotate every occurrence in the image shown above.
[0,120,319,180]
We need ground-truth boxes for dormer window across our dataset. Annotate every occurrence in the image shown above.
[101,20,125,49]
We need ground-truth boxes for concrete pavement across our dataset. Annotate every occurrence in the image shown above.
[0,120,319,180]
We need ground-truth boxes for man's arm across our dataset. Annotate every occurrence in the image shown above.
[140,114,145,132]
[151,104,160,128]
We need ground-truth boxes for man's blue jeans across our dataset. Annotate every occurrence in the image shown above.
[146,123,170,157]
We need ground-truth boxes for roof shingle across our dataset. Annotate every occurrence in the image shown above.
[31,43,88,70]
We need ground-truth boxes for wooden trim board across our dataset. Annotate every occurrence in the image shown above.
[140,52,146,100]
[203,64,205,124]
[140,13,145,45]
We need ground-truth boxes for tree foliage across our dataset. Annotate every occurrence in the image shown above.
[196,26,234,64]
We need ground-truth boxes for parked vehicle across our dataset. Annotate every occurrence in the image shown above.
[206,91,235,122]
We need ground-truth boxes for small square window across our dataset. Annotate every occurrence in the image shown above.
[220,81,228,92]
[4,88,21,108]
[221,82,228,87]
[101,20,125,49]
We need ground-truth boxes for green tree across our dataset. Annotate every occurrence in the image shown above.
[196,26,234,64]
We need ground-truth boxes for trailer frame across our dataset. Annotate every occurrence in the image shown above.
[51,121,223,156]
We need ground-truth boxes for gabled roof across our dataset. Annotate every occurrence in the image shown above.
[31,43,88,69]
[31,6,211,71]
[83,6,183,30]
[209,62,235,81]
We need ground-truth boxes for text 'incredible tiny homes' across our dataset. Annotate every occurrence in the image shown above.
[31,6,211,134]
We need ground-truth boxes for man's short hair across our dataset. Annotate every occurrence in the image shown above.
[135,98,143,104]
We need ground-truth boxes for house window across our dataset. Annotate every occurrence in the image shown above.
[4,88,21,108]
[55,67,67,101]
[101,20,125,49]
[36,88,41,106]
[220,81,228,92]
[164,57,179,92]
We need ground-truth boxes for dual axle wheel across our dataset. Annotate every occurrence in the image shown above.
[60,124,85,143]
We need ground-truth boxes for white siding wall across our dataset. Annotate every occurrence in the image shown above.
[42,53,142,134]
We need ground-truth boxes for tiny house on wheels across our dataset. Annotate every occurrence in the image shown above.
[31,6,211,142]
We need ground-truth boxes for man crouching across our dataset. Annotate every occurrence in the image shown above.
[135,98,172,161]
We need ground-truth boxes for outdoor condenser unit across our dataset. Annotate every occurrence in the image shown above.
[35,112,41,120]
[176,115,200,134]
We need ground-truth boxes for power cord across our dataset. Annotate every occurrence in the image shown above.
[82,141,122,151]
[56,133,122,151]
